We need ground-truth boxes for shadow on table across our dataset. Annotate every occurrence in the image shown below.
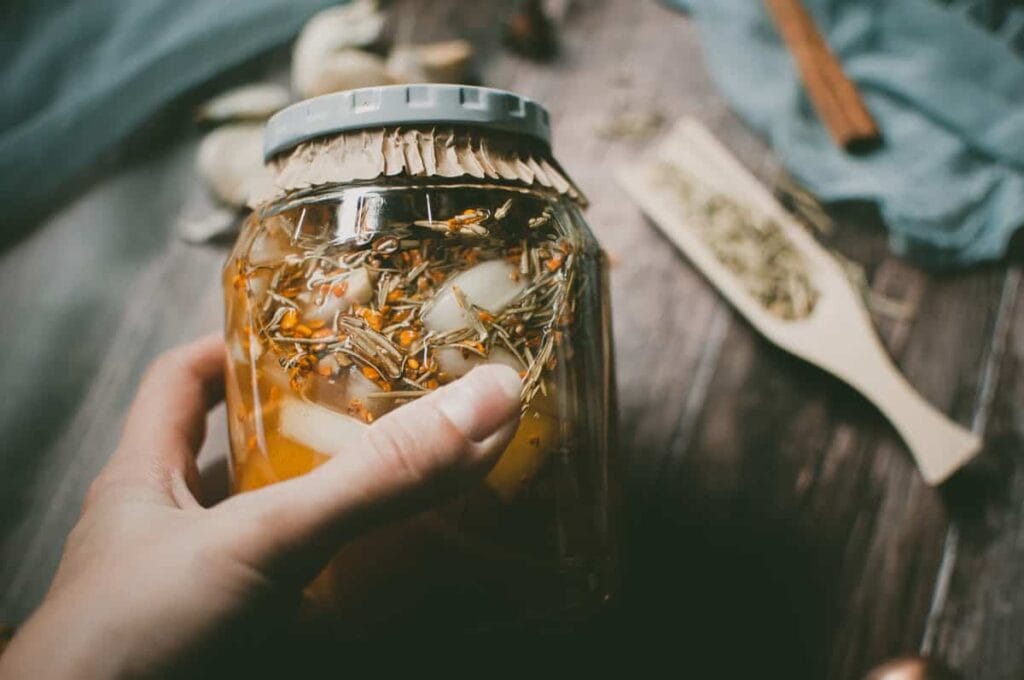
[213,475,831,677]
[599,498,830,676]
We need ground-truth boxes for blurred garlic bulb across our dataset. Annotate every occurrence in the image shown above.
[196,124,273,208]
[386,40,473,84]
[197,83,291,123]
[292,1,389,97]
[295,48,393,99]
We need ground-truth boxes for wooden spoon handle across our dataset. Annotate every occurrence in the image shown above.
[844,354,980,484]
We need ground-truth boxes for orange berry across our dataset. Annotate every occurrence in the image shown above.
[398,329,418,347]
[280,309,299,331]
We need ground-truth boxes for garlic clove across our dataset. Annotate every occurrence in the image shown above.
[416,40,474,83]
[177,206,240,244]
[386,40,473,84]
[343,266,375,305]
[256,351,292,396]
[246,222,295,266]
[197,124,274,208]
[292,1,389,98]
[423,260,527,333]
[278,396,369,457]
[385,45,429,83]
[294,48,394,99]
[293,0,384,59]
[298,267,374,323]
[435,345,522,380]
[197,83,291,123]
[228,333,249,365]
[342,368,391,418]
[308,365,392,419]
[485,410,559,502]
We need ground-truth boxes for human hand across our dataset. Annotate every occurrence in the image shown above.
[0,334,521,679]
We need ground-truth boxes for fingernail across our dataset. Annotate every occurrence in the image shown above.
[435,365,521,443]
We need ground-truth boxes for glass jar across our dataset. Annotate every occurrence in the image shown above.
[222,85,617,637]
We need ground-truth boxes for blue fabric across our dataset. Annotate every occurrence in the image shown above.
[0,0,340,229]
[664,0,1024,268]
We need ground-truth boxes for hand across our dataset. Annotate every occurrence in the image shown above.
[0,334,521,679]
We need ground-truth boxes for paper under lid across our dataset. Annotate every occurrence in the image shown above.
[251,125,587,208]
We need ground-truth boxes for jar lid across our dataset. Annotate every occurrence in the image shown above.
[263,84,552,161]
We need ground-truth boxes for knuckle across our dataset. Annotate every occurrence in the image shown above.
[426,404,476,467]
[364,402,475,486]
[364,422,428,485]
[141,349,180,386]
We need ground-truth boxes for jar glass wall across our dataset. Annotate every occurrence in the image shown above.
[224,178,615,636]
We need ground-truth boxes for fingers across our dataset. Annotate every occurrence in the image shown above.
[220,364,522,582]
[90,334,226,506]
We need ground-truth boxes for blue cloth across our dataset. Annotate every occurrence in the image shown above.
[0,0,340,230]
[664,0,1024,268]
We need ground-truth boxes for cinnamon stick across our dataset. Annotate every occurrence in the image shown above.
[764,0,881,152]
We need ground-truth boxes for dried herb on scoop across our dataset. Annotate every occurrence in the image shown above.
[655,162,819,320]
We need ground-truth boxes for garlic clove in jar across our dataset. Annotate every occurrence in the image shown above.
[485,410,559,502]
[308,363,392,420]
[298,267,374,323]
[423,260,527,334]
[197,83,291,123]
[256,350,293,398]
[435,346,522,380]
[246,222,295,266]
[341,367,390,418]
[278,396,369,458]
[244,269,273,303]
[197,124,274,208]
[526,382,560,418]
[227,331,260,366]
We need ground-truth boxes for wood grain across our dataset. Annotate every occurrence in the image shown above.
[929,269,1024,680]
[0,1,1020,678]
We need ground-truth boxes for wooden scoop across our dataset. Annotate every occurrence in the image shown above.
[618,118,980,485]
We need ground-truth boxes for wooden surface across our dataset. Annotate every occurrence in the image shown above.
[1,1,1022,677]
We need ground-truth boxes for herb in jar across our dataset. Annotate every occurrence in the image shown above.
[231,199,576,419]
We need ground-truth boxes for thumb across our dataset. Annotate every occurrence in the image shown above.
[215,364,522,582]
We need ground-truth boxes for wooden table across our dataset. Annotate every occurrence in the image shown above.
[2,1,1022,676]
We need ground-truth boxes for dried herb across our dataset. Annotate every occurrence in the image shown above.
[655,162,819,320]
[235,198,575,417]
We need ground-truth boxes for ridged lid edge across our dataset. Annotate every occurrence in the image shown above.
[264,84,552,161]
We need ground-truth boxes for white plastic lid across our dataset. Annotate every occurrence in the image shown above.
[263,84,552,160]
